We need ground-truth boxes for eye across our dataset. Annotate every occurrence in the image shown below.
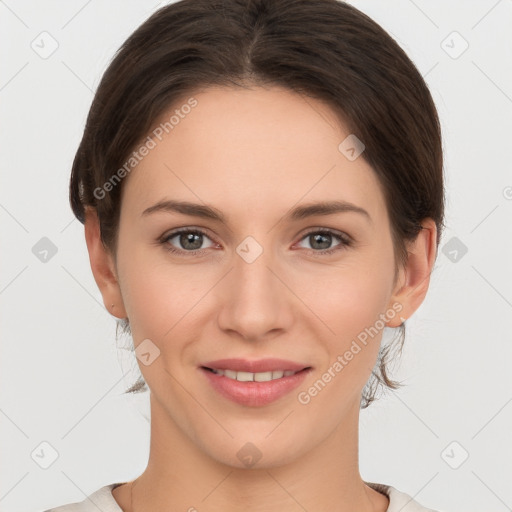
[159,227,353,257]
[160,228,216,255]
[295,229,352,255]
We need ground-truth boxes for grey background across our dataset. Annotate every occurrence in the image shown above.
[1,1,511,511]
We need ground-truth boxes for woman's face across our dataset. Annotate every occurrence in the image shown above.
[112,85,405,468]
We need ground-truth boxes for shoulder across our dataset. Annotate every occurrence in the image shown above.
[42,483,124,512]
[366,481,443,512]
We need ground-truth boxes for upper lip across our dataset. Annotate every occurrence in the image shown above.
[201,358,311,373]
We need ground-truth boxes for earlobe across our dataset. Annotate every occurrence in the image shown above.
[84,207,127,319]
[386,218,437,327]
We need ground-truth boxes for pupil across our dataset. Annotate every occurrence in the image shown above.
[181,232,202,250]
[312,233,330,250]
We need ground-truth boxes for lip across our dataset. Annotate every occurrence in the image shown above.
[201,358,310,373]
[199,360,312,407]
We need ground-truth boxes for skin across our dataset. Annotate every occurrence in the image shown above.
[85,85,437,512]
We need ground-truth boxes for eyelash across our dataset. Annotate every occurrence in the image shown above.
[159,227,353,257]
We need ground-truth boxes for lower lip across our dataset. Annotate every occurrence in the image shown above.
[200,367,312,407]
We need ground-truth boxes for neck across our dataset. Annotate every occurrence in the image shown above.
[116,394,389,512]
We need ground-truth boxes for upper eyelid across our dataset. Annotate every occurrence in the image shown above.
[300,227,350,239]
[162,227,218,243]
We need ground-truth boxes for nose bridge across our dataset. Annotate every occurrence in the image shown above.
[233,233,280,304]
[217,233,293,339]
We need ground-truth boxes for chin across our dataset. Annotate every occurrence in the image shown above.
[198,427,311,471]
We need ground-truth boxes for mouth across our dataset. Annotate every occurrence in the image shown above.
[199,358,312,407]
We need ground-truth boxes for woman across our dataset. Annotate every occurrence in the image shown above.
[46,0,445,510]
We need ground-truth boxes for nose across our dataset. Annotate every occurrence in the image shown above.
[216,239,294,342]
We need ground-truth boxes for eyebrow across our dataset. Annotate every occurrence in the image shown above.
[141,199,371,224]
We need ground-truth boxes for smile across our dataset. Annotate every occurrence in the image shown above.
[200,365,312,407]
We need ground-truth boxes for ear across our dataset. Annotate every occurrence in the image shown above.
[385,218,437,327]
[84,207,127,319]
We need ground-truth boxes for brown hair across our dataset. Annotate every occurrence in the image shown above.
[69,0,444,408]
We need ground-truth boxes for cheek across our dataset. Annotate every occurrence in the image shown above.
[334,271,391,336]
[297,244,396,388]
[115,239,216,342]
[303,251,395,339]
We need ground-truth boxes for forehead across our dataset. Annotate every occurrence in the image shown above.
[120,85,387,224]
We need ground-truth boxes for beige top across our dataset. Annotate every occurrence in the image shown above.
[43,481,443,511]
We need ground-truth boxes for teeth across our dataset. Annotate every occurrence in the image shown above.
[255,371,273,382]
[210,368,299,382]
[237,371,255,382]
[224,369,238,380]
